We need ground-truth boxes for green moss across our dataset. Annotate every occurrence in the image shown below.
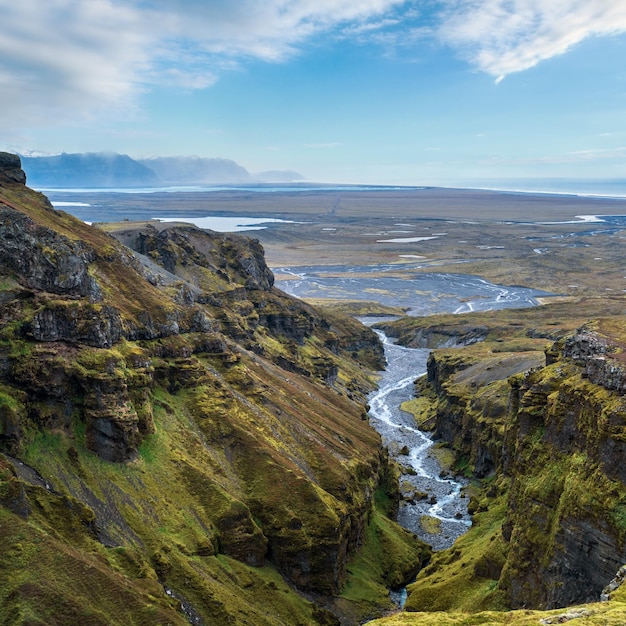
[368,602,626,625]
[136,433,160,464]
[0,508,186,626]
[429,444,456,473]
[0,388,21,414]
[420,515,442,535]
[400,397,436,430]
[339,497,431,623]
[405,490,509,614]
[610,505,626,539]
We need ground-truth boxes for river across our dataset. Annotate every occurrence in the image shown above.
[365,328,471,550]
[278,268,546,552]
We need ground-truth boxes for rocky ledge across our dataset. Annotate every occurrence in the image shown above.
[0,152,26,185]
[553,328,626,394]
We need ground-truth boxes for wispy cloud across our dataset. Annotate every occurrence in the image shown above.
[0,0,150,127]
[0,0,406,130]
[480,146,626,166]
[152,0,408,60]
[2,0,626,137]
[437,0,626,81]
[565,146,626,161]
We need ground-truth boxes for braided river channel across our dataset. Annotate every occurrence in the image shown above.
[278,266,551,553]
[365,330,471,550]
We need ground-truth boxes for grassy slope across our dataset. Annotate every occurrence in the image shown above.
[0,181,430,625]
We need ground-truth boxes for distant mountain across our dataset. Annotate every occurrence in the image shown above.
[138,156,254,185]
[20,152,305,188]
[254,170,305,183]
[21,152,159,188]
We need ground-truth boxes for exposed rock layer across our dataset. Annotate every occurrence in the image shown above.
[0,155,422,625]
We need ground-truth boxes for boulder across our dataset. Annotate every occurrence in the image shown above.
[0,152,27,185]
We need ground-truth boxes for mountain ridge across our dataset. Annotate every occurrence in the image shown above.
[20,152,304,188]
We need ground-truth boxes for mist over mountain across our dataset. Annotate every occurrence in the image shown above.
[254,170,306,183]
[20,152,305,188]
[21,152,159,188]
[137,156,254,184]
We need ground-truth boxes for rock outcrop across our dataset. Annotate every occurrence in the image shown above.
[0,152,27,185]
[0,204,102,300]
[557,329,626,393]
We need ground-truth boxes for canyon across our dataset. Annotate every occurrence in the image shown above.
[3,150,626,625]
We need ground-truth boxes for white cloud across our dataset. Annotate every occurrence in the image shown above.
[478,146,626,165]
[0,0,407,131]
[3,0,626,137]
[152,0,409,60]
[0,0,151,127]
[437,0,626,80]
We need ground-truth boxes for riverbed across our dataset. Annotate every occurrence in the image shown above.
[365,329,471,550]
[279,268,544,550]
[275,264,551,315]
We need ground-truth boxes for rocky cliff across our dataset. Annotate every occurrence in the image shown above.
[0,153,429,625]
[378,313,626,618]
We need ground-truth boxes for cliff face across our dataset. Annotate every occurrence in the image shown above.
[0,154,425,625]
[501,330,626,609]
[404,323,626,613]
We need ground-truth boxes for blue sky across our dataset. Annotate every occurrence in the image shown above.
[1,0,626,185]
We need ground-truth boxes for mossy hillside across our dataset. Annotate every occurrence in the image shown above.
[0,509,187,626]
[0,178,384,460]
[403,487,509,614]
[379,313,626,619]
[0,479,325,626]
[0,344,394,624]
[367,601,626,625]
[337,500,431,624]
[0,175,431,623]
[0,352,360,624]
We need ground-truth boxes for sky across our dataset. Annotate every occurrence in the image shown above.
[1,0,626,186]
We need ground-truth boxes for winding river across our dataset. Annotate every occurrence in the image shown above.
[278,268,548,552]
[365,329,471,550]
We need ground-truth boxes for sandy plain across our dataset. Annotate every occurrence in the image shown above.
[59,186,626,298]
